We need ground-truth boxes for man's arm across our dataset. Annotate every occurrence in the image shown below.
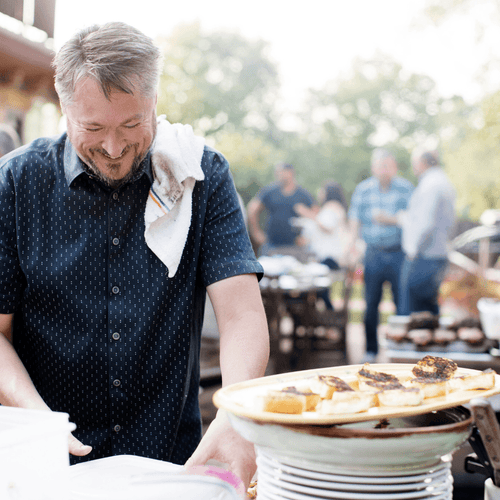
[185,273,270,489]
[0,313,91,456]
[247,198,267,248]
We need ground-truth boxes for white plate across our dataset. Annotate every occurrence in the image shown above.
[257,477,451,500]
[214,363,500,425]
[257,452,451,485]
[257,461,451,494]
[257,472,452,499]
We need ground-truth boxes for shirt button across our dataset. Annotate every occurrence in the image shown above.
[112,286,120,295]
[112,192,119,201]
[112,332,121,341]
[112,237,120,246]
[113,425,121,433]
[113,379,121,387]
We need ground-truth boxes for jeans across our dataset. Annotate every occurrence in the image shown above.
[363,246,405,355]
[399,256,448,316]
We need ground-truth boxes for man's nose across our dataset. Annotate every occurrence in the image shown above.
[101,130,126,158]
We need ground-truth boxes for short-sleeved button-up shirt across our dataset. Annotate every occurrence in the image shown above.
[0,133,263,465]
[348,176,414,249]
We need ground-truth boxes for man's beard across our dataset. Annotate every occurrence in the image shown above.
[83,149,146,190]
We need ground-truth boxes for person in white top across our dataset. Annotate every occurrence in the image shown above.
[398,149,456,315]
[295,181,354,310]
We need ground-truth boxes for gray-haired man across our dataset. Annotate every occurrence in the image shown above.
[0,22,269,489]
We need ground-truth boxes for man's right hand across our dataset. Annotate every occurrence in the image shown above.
[68,433,92,456]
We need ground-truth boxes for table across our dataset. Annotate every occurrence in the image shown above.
[260,267,353,374]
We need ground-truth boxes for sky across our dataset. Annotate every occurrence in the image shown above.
[53,0,498,114]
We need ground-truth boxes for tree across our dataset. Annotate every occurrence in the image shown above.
[156,23,280,139]
[294,55,474,199]
[442,90,500,220]
[155,23,285,200]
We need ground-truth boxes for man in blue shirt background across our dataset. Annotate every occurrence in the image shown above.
[348,149,413,362]
[0,22,269,490]
[248,163,317,256]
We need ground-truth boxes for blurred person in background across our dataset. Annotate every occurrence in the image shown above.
[348,149,413,362]
[398,149,456,316]
[0,124,21,158]
[294,180,353,310]
[247,162,316,256]
[0,22,269,490]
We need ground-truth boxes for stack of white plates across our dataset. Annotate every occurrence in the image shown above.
[256,451,453,500]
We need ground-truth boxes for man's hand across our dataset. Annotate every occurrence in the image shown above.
[185,411,256,492]
[372,210,398,226]
[69,433,92,457]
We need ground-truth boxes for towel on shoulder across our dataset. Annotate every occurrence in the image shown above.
[144,116,205,277]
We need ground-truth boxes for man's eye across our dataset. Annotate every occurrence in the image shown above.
[125,123,139,129]
[86,128,101,132]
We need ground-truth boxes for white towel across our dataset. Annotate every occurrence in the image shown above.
[144,116,205,277]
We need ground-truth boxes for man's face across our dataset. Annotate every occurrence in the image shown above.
[64,77,157,189]
[372,156,397,184]
[275,166,294,186]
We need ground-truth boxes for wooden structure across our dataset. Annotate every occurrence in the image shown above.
[0,0,58,142]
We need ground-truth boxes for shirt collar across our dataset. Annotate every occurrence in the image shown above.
[63,135,154,188]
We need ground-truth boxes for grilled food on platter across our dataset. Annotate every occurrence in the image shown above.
[405,376,449,398]
[377,386,424,407]
[449,368,496,392]
[412,355,458,380]
[256,387,321,414]
[357,363,403,391]
[252,355,497,416]
[318,391,376,414]
[309,375,354,399]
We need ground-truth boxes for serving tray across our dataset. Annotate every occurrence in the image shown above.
[213,363,500,425]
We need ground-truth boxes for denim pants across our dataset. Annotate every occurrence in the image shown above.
[399,256,448,316]
[363,247,405,355]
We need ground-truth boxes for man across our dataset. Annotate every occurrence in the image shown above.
[348,149,413,362]
[247,163,316,255]
[398,149,456,315]
[0,22,269,489]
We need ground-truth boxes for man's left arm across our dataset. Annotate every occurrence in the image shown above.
[185,273,269,490]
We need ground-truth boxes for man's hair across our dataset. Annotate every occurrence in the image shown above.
[323,181,347,211]
[420,150,440,167]
[371,148,395,166]
[52,22,162,107]
[0,124,21,157]
[275,162,294,172]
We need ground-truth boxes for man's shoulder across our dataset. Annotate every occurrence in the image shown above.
[353,176,377,194]
[0,134,65,175]
[392,176,414,192]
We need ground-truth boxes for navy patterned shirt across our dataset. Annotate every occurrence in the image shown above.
[0,133,263,465]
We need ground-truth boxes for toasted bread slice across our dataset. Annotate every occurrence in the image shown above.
[412,355,457,380]
[358,363,401,392]
[255,390,306,414]
[281,386,321,411]
[318,391,376,415]
[405,377,449,398]
[449,369,496,392]
[377,386,424,407]
[309,375,354,399]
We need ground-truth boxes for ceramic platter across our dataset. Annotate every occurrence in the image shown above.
[213,363,500,425]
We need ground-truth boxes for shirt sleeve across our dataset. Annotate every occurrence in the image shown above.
[0,163,25,313]
[198,149,263,287]
[404,181,441,258]
[348,184,362,222]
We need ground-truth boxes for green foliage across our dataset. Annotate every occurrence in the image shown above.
[442,91,500,220]
[154,23,488,217]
